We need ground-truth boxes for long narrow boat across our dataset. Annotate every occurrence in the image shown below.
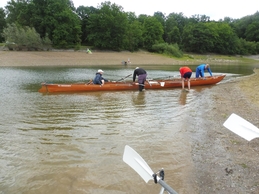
[39,74,226,93]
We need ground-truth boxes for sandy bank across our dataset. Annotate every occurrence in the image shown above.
[0,50,251,67]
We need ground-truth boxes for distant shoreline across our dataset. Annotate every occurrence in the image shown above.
[0,50,257,67]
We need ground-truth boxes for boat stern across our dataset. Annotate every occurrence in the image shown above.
[38,83,48,93]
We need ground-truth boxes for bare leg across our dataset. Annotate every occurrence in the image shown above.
[181,78,185,89]
[187,79,190,90]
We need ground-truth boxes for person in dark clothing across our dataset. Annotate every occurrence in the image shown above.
[133,67,147,91]
[93,69,108,85]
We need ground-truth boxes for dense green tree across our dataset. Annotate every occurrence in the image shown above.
[120,12,143,51]
[164,16,177,44]
[5,0,29,24]
[76,5,97,45]
[210,22,239,54]
[51,9,81,47]
[153,12,166,40]
[31,0,81,47]
[245,21,259,42]
[235,38,256,55]
[5,0,81,48]
[188,14,210,23]
[2,0,259,54]
[233,12,259,41]
[0,8,6,42]
[182,22,239,54]
[220,17,235,23]
[142,16,164,50]
[182,22,216,53]
[164,13,187,45]
[137,14,149,24]
[154,11,166,26]
[124,20,143,51]
[87,1,128,50]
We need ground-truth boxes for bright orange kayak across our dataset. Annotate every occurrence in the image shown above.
[38,74,226,93]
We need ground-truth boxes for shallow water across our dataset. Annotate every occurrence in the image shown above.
[0,64,257,194]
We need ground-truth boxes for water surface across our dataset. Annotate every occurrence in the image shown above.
[0,64,258,193]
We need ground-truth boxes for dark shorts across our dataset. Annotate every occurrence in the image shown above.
[183,72,192,79]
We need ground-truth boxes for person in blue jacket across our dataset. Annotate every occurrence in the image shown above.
[93,69,109,85]
[195,64,213,78]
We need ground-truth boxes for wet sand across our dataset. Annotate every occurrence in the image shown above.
[1,50,259,193]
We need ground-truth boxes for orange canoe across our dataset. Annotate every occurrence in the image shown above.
[39,74,226,93]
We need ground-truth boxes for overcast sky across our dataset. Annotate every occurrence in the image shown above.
[1,0,258,21]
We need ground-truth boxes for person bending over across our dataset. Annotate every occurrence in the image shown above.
[133,67,147,91]
[196,64,212,78]
[179,66,192,90]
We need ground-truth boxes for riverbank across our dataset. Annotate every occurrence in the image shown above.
[188,69,259,193]
[0,50,256,67]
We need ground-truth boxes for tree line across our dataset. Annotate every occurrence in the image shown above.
[0,0,259,56]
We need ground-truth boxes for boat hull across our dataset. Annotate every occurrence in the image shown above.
[39,74,226,93]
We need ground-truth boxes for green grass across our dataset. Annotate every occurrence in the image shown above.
[240,163,248,168]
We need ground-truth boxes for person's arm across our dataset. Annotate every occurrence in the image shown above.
[133,71,136,82]
[207,68,213,76]
[102,77,108,82]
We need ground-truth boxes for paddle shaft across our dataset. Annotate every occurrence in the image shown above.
[158,179,178,194]
[123,145,178,194]
[117,74,132,82]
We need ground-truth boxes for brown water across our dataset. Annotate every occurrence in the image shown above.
[0,66,246,193]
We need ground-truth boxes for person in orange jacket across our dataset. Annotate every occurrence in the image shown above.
[179,66,192,90]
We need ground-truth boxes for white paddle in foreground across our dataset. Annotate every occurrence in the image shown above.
[123,145,178,194]
[223,113,259,141]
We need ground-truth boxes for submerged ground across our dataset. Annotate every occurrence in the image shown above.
[1,50,259,193]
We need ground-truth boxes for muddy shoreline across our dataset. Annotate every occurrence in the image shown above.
[1,50,259,193]
[0,50,254,67]
[188,70,259,193]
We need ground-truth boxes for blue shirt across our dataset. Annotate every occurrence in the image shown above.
[196,64,212,77]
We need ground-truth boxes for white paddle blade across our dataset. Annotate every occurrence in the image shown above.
[223,113,259,141]
[123,145,154,183]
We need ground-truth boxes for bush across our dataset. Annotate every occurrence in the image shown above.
[151,43,183,58]
[2,23,52,51]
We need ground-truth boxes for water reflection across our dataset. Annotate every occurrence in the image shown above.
[179,90,188,105]
[131,91,146,107]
